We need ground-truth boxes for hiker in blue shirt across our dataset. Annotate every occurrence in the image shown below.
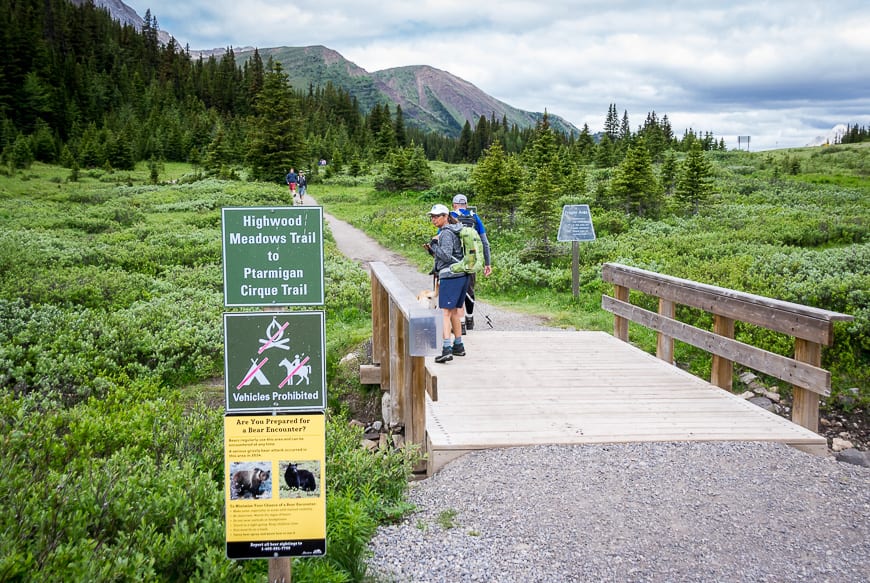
[285,168,298,202]
[450,194,492,331]
[424,204,469,363]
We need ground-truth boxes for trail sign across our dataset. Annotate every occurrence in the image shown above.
[558,204,597,298]
[222,207,324,307]
[557,204,596,242]
[224,311,326,413]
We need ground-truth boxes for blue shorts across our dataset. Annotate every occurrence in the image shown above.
[438,275,469,309]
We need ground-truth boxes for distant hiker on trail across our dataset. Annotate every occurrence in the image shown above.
[285,168,298,202]
[297,171,307,203]
[423,204,469,363]
[451,194,492,332]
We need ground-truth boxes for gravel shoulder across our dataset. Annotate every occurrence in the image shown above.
[367,442,870,583]
[316,199,870,582]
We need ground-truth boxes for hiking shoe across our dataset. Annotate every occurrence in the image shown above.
[465,316,474,330]
[452,343,466,357]
[434,346,453,363]
[460,320,467,335]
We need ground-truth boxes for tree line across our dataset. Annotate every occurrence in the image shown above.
[2,0,728,183]
[837,123,870,144]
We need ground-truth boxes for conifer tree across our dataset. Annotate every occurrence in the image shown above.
[246,62,305,182]
[394,104,407,148]
[522,161,561,263]
[675,141,714,215]
[595,134,616,168]
[375,121,396,160]
[456,120,473,162]
[471,139,522,217]
[525,112,560,181]
[380,143,432,191]
[604,103,619,141]
[608,140,662,217]
[574,123,595,165]
[659,149,678,195]
[562,163,588,199]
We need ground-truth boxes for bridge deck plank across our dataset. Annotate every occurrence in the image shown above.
[424,331,826,471]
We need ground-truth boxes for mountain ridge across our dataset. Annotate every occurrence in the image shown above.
[89,0,579,139]
[240,45,579,138]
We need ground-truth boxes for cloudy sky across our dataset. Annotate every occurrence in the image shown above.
[125,0,870,151]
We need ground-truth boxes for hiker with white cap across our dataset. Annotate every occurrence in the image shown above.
[451,194,492,332]
[423,203,469,363]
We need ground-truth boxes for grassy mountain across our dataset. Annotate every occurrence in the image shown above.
[239,45,579,137]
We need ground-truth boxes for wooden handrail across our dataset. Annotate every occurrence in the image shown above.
[601,262,854,433]
[602,263,852,345]
[363,262,428,456]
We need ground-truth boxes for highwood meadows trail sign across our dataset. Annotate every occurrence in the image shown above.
[222,207,324,306]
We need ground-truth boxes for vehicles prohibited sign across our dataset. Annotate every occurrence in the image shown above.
[222,207,324,307]
[224,312,326,412]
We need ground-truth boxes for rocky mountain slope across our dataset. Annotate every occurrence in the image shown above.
[71,0,172,45]
[245,46,579,137]
[90,1,578,138]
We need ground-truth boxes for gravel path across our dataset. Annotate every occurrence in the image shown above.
[367,442,870,583]
[317,199,870,582]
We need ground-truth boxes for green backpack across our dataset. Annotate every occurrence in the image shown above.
[450,226,485,274]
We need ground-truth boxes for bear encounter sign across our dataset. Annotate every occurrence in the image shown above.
[225,412,326,559]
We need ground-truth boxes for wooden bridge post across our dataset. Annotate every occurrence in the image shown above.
[613,284,629,342]
[656,298,674,363]
[389,300,406,429]
[370,270,390,389]
[389,306,426,447]
[409,356,426,447]
[711,315,735,391]
[792,338,822,433]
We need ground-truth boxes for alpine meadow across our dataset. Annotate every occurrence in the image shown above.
[1,1,868,581]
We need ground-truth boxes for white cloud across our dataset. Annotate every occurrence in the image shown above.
[123,0,870,150]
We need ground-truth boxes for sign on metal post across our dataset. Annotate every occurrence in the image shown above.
[222,207,324,307]
[557,204,597,298]
[224,311,326,413]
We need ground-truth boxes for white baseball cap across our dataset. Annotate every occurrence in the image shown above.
[428,204,450,215]
[452,194,468,204]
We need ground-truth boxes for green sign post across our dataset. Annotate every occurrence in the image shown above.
[222,207,324,307]
[224,311,326,413]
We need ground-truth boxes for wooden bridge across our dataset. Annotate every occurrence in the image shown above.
[361,262,853,474]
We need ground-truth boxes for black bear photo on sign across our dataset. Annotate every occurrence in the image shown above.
[280,460,320,498]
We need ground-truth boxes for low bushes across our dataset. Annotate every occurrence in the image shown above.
[0,165,421,581]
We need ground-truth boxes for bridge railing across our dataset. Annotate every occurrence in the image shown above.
[359,261,429,454]
[601,262,854,433]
